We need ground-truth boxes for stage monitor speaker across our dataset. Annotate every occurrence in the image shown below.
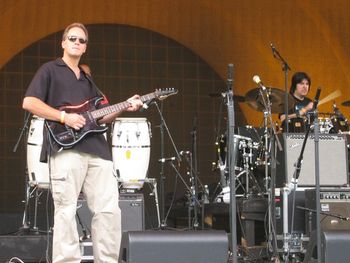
[304,188,350,234]
[303,230,350,263]
[119,230,228,263]
[77,193,144,237]
[276,133,348,187]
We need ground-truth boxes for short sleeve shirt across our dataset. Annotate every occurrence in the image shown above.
[25,58,112,161]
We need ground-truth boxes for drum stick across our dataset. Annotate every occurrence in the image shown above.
[318,89,342,106]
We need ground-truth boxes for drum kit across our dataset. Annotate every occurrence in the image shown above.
[212,87,350,202]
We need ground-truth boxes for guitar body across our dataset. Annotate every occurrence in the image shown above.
[46,97,108,148]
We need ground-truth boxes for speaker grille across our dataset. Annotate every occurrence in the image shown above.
[277,133,348,186]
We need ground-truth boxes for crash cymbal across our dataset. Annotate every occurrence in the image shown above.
[245,87,294,113]
[342,100,350,107]
[208,93,245,102]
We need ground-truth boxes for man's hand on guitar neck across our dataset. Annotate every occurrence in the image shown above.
[126,94,143,112]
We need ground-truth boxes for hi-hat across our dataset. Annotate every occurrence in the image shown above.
[208,92,245,102]
[342,100,350,107]
[245,87,294,113]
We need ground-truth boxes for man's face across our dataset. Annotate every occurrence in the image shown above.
[294,79,310,97]
[61,27,87,58]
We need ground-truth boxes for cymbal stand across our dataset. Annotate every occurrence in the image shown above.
[257,88,281,260]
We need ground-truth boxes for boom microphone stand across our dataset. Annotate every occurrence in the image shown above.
[270,43,291,133]
[285,88,321,262]
[153,101,181,228]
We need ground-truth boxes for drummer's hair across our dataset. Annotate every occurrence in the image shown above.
[290,72,311,94]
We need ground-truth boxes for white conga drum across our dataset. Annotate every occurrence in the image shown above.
[27,116,50,189]
[112,118,151,189]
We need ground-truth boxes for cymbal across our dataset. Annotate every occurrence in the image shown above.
[245,87,294,113]
[342,100,350,107]
[208,93,245,102]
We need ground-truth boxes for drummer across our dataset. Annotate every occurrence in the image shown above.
[280,72,314,131]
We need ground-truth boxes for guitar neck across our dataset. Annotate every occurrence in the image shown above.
[91,93,156,119]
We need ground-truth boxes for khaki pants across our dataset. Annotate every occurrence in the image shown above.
[50,150,121,263]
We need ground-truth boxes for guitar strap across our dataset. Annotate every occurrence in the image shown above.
[80,67,106,99]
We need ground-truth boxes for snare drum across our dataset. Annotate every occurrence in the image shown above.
[27,116,50,189]
[112,118,151,189]
[283,117,307,133]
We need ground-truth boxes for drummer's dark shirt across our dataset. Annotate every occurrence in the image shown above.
[25,58,112,162]
[281,94,312,132]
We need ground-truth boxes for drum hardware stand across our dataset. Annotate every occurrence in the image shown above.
[144,178,161,228]
[13,111,33,233]
[190,115,200,229]
[153,101,182,229]
[165,159,201,230]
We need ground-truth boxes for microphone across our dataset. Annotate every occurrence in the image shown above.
[270,43,276,57]
[158,157,176,163]
[252,75,267,90]
[312,87,322,110]
[140,99,154,112]
[227,63,233,90]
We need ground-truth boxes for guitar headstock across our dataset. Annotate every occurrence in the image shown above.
[154,88,178,100]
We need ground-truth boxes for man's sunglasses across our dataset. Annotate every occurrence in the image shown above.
[67,35,88,44]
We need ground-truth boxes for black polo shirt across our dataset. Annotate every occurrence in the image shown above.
[25,58,112,162]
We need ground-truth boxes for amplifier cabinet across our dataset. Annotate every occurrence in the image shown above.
[276,133,348,187]
[77,193,145,236]
[305,188,350,234]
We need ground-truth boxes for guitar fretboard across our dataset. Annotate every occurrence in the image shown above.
[90,93,156,119]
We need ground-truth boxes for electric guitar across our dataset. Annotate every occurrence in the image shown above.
[46,88,178,148]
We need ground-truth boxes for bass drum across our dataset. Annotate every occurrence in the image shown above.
[216,133,254,187]
[112,118,151,189]
[27,116,50,189]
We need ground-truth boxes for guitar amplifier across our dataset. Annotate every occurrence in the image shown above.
[77,193,145,261]
[276,133,348,187]
[77,193,145,236]
[304,188,350,234]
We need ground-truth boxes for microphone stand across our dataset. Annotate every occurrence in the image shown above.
[271,43,291,133]
[313,90,322,263]
[190,116,199,229]
[284,88,321,262]
[181,151,206,229]
[297,206,350,223]
[225,63,238,263]
[153,101,181,228]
